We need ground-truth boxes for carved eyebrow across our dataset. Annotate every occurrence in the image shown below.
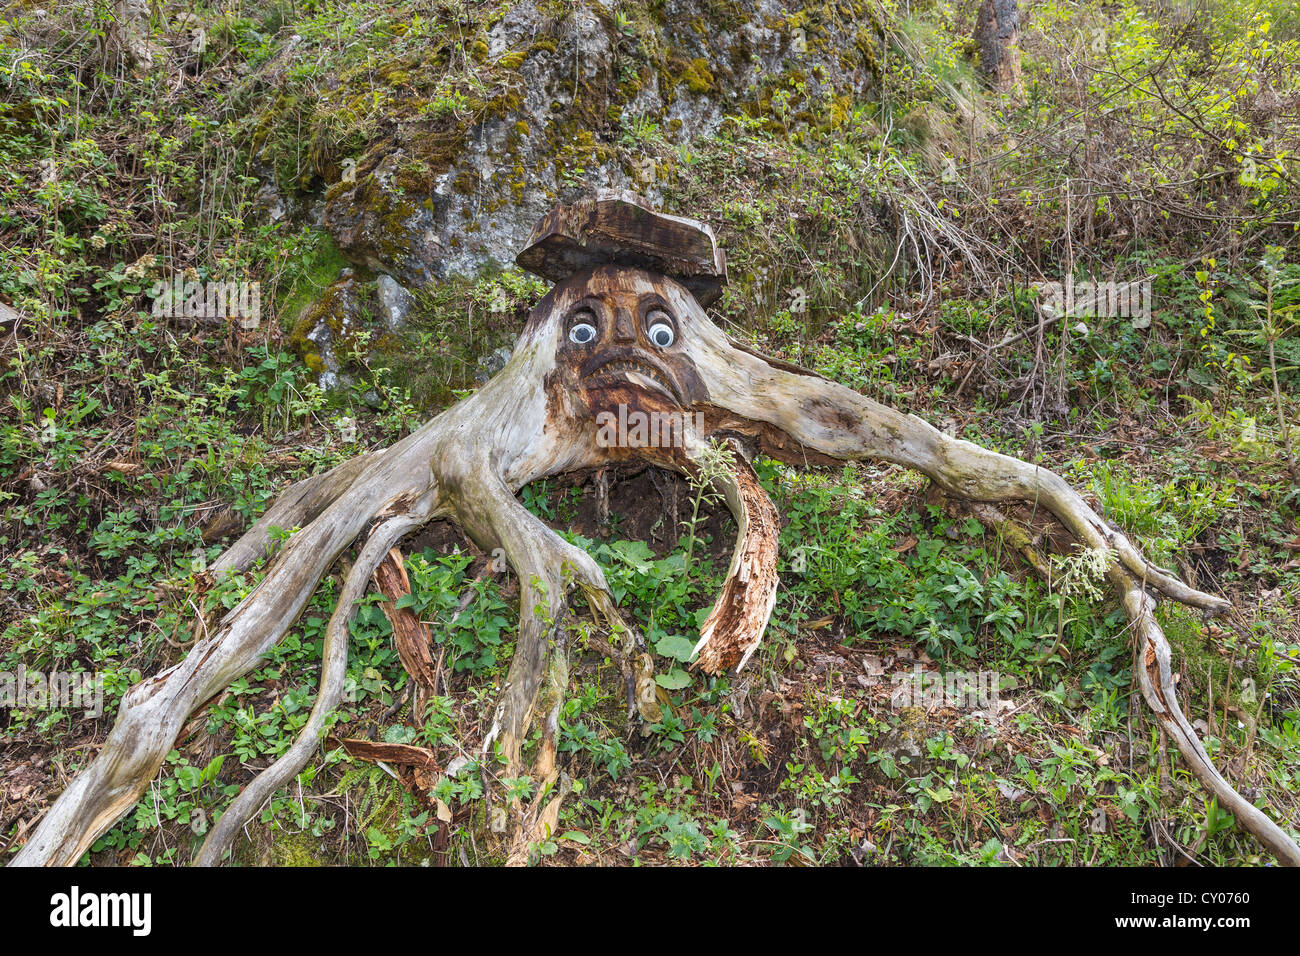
[639,295,675,320]
[565,301,602,324]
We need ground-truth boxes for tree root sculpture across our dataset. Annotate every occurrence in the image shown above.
[12,193,1298,866]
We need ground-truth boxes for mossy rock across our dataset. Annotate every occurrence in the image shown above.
[250,0,882,312]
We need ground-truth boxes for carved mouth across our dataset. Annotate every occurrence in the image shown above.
[580,352,682,404]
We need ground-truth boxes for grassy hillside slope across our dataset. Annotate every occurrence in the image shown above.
[2,0,1298,865]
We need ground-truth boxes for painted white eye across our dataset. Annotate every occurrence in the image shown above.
[569,322,596,345]
[648,322,675,348]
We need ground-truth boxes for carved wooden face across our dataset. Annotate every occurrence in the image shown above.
[535,264,708,418]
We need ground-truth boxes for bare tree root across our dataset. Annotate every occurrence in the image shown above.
[700,350,1231,615]
[689,326,1292,860]
[194,512,427,865]
[580,585,663,724]
[966,502,1300,865]
[468,472,607,773]
[12,442,440,866]
[1117,574,1300,866]
[502,634,572,866]
[212,452,378,578]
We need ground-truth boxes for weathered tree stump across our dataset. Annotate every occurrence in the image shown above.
[11,192,1298,867]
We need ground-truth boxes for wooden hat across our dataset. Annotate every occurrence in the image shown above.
[516,190,728,307]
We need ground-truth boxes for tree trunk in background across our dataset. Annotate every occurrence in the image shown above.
[113,0,155,70]
[975,0,1022,91]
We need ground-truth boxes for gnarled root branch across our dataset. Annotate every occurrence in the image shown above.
[695,343,1293,861]
[711,347,1240,609]
[194,511,427,865]
[457,473,667,863]
[964,501,1300,865]
[1119,573,1300,866]
[13,431,440,866]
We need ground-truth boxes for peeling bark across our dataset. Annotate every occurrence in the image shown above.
[328,739,441,773]
[691,442,780,674]
[373,547,442,717]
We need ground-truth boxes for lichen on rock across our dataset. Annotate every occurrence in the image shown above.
[289,269,375,390]
[256,1,882,387]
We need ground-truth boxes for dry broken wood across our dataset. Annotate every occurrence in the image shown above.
[326,738,441,773]
[372,547,441,719]
[11,193,1297,868]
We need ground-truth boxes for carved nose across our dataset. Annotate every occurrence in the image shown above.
[612,308,638,344]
